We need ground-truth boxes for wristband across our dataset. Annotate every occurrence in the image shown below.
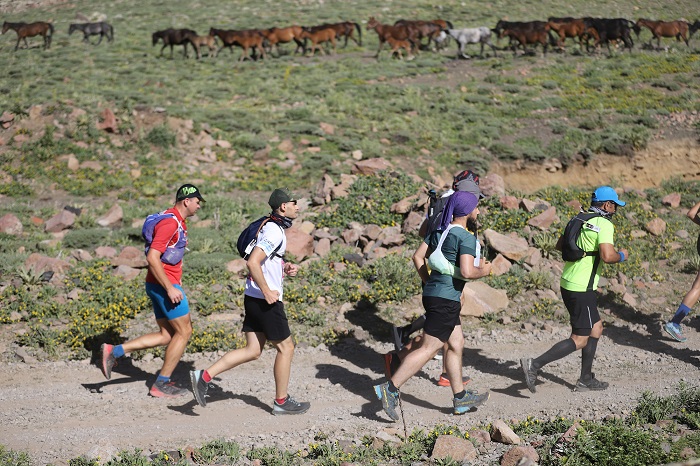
[618,251,625,263]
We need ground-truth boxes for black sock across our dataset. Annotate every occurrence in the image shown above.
[454,390,466,399]
[533,338,577,370]
[387,380,399,393]
[580,337,599,381]
[403,314,426,338]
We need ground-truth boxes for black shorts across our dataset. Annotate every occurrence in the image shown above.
[422,295,462,342]
[242,295,291,342]
[561,287,600,336]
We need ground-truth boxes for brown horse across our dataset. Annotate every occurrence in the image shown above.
[394,19,443,50]
[384,35,414,60]
[325,21,362,47]
[2,21,54,50]
[635,18,689,48]
[547,17,587,50]
[260,26,305,56]
[299,25,337,56]
[691,20,700,38]
[366,17,418,59]
[152,28,197,58]
[209,27,267,61]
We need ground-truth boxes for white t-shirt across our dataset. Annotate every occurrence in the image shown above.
[244,221,286,301]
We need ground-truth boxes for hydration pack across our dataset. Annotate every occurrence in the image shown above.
[561,212,601,262]
[142,211,187,265]
[236,216,283,260]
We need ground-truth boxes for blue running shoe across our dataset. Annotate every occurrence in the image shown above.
[664,322,687,342]
[453,390,489,415]
[374,382,400,421]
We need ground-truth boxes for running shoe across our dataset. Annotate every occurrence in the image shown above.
[383,352,401,379]
[453,390,489,415]
[520,358,538,393]
[272,395,310,415]
[149,380,189,398]
[373,382,400,421]
[664,322,687,342]
[437,373,471,387]
[190,370,209,407]
[574,374,609,392]
[100,343,116,380]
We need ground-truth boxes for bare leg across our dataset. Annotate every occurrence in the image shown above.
[271,336,295,399]
[444,326,465,394]
[206,331,265,378]
[391,332,443,388]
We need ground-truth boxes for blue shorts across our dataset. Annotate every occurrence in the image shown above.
[146,282,190,320]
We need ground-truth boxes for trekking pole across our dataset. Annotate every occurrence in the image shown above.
[398,394,408,441]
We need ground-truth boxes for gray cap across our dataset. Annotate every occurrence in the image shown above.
[455,179,485,199]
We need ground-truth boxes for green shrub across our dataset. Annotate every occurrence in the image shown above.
[144,125,176,148]
[194,439,241,465]
[63,228,111,250]
[314,172,421,228]
[0,444,31,466]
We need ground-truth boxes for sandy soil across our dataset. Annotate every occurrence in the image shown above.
[1,317,699,465]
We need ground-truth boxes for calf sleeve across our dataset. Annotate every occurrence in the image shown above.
[580,337,600,381]
[403,314,427,337]
[533,338,577,370]
[671,303,692,325]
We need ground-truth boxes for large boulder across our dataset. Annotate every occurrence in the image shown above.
[490,420,520,445]
[483,229,530,261]
[480,173,505,197]
[527,206,558,230]
[97,203,123,227]
[351,158,391,175]
[461,281,509,317]
[285,226,314,260]
[45,209,76,233]
[25,253,72,274]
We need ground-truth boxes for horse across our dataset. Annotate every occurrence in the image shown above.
[430,19,454,49]
[635,18,689,48]
[298,25,337,56]
[366,17,418,59]
[691,20,700,38]
[68,22,113,45]
[152,28,197,58]
[2,21,54,50]
[260,26,305,56]
[494,20,552,56]
[394,19,443,50]
[583,18,635,55]
[209,27,267,61]
[547,17,587,50]
[189,34,218,59]
[327,21,363,47]
[443,27,498,58]
[383,35,414,60]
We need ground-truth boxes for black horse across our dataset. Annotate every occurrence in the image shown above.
[68,22,114,45]
[152,28,197,58]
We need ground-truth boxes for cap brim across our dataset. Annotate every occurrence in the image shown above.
[613,200,625,206]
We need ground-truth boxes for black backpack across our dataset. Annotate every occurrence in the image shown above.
[424,193,450,238]
[561,212,602,262]
[236,216,284,260]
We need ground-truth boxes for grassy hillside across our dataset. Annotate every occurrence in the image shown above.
[0,0,699,197]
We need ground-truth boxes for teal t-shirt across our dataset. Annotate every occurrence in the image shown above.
[560,215,615,292]
[423,227,477,302]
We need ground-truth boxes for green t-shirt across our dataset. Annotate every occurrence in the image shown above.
[560,215,615,292]
[423,227,477,302]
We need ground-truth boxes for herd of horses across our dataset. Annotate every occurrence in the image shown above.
[2,16,700,60]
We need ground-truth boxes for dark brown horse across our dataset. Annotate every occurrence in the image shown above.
[366,17,418,58]
[325,21,362,47]
[635,18,689,48]
[260,26,305,56]
[152,28,197,58]
[394,19,443,50]
[299,25,337,56]
[691,20,700,38]
[2,21,54,50]
[209,27,267,61]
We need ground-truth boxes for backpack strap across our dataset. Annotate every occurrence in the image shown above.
[579,213,602,292]
[257,217,285,260]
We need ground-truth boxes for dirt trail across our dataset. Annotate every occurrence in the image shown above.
[1,320,699,465]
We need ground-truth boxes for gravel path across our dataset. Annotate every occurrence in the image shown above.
[1,319,699,465]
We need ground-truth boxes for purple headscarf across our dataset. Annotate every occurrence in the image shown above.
[439,191,479,231]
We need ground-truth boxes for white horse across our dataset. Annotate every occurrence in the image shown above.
[442,27,499,58]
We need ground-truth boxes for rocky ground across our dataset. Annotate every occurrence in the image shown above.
[1,310,699,465]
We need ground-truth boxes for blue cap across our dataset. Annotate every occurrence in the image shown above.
[592,186,625,206]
